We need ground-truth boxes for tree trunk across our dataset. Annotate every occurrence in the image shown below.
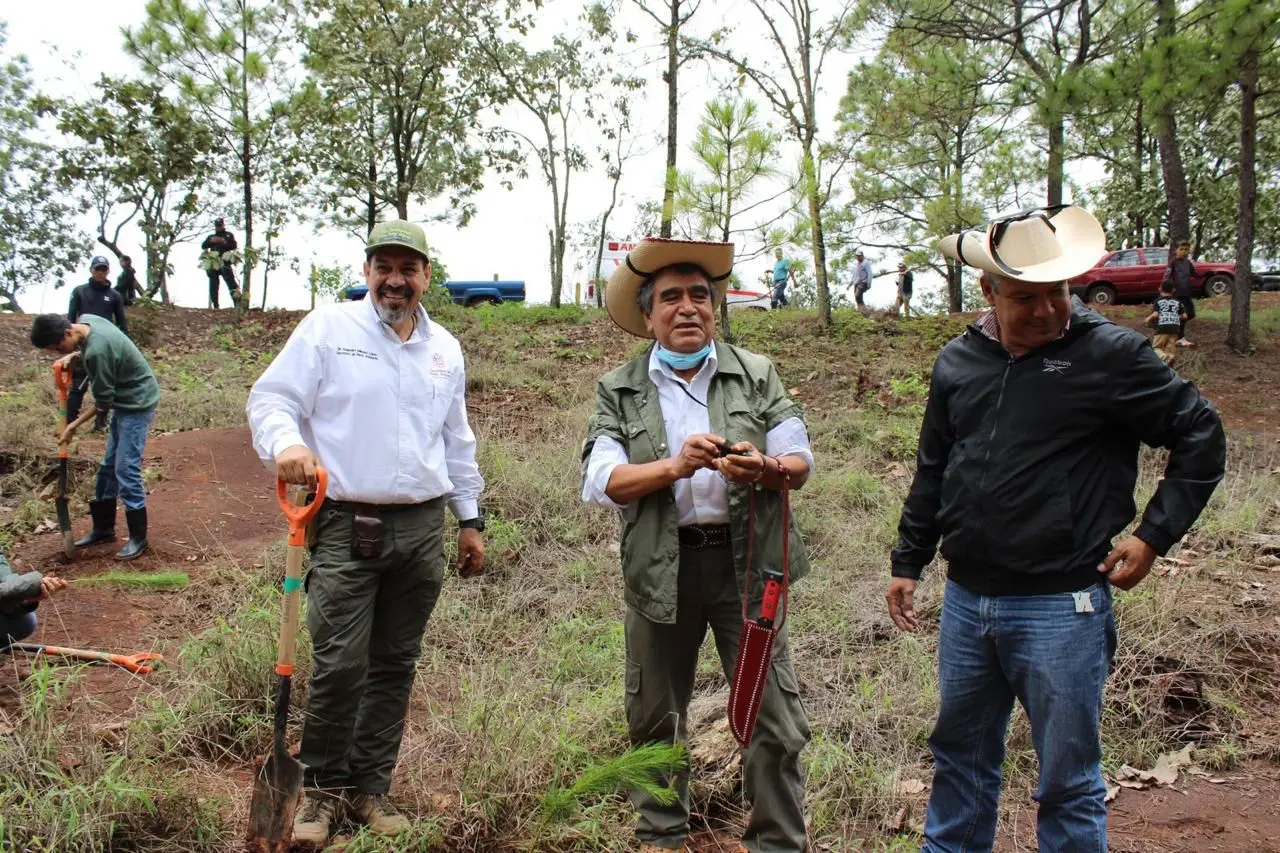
[1133,95,1145,245]
[1046,114,1064,207]
[1155,0,1190,247]
[719,213,733,341]
[96,235,125,261]
[238,18,254,314]
[260,231,272,310]
[0,289,22,312]
[1227,49,1257,355]
[803,147,831,327]
[948,259,963,313]
[659,0,679,238]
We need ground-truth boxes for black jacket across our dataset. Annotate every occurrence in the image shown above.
[68,279,128,336]
[891,303,1225,595]
[202,228,237,265]
[116,268,142,304]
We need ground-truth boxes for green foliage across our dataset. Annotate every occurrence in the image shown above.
[293,0,515,234]
[54,76,222,303]
[538,742,685,823]
[0,26,87,310]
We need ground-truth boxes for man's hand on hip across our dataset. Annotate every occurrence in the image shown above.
[275,444,319,487]
[886,577,919,632]
[457,528,486,578]
[1099,535,1157,591]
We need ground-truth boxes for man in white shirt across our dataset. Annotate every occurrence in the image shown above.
[581,238,813,853]
[246,220,486,846]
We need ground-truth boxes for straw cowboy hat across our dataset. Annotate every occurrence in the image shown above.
[938,204,1106,283]
[605,237,734,338]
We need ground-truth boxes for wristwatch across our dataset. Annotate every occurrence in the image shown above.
[459,515,485,533]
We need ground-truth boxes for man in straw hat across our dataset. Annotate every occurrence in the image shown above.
[582,238,813,852]
[887,204,1226,851]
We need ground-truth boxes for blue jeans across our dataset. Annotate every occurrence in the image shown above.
[772,281,789,308]
[924,580,1117,853]
[94,409,156,511]
[1,610,37,651]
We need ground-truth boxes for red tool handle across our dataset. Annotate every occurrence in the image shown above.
[53,362,71,398]
[276,468,328,546]
[759,570,784,627]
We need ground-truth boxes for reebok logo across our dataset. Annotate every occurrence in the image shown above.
[1042,358,1071,375]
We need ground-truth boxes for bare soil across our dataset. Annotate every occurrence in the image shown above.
[1,300,1278,850]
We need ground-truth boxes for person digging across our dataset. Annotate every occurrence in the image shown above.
[30,313,161,561]
[582,237,813,853]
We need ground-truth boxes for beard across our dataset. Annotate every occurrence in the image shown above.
[374,284,415,325]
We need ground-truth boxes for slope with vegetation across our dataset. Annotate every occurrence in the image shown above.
[0,299,1277,852]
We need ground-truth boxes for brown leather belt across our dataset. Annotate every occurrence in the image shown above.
[678,524,731,550]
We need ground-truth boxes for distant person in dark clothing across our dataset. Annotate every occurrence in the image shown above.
[894,261,914,317]
[67,256,129,431]
[115,255,143,306]
[201,217,242,309]
[1163,241,1196,347]
[1147,281,1188,366]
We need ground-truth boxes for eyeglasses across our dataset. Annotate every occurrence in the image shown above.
[987,203,1071,276]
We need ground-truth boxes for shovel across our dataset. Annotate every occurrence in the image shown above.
[247,468,327,852]
[728,463,792,749]
[10,642,163,674]
[52,363,73,558]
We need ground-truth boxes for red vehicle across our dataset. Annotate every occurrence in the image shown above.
[1067,247,1235,305]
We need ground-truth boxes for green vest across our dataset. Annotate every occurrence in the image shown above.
[582,342,812,624]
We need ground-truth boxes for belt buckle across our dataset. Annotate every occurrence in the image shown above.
[684,526,707,550]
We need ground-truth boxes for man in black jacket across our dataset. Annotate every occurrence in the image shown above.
[887,205,1225,853]
[67,256,129,431]
[201,217,242,308]
[116,255,143,306]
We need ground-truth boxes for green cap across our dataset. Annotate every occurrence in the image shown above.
[365,220,430,262]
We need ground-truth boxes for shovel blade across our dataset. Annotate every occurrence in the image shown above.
[247,747,304,849]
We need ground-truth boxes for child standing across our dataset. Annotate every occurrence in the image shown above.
[1146,281,1188,366]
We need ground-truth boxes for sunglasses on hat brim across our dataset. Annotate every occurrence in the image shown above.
[985,203,1072,277]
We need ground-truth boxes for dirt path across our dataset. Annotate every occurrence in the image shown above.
[3,426,281,716]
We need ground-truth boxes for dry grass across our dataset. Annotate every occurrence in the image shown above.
[0,305,1277,851]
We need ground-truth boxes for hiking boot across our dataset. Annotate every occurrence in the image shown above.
[74,499,117,547]
[292,790,339,847]
[115,507,148,561]
[349,793,411,835]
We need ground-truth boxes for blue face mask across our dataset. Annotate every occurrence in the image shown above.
[656,343,712,370]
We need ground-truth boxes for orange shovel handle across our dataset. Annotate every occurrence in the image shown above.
[53,362,71,400]
[276,467,328,546]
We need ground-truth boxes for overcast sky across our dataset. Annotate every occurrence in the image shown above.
[6,0,1010,314]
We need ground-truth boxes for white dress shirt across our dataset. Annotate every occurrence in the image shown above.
[247,295,484,519]
[582,344,814,524]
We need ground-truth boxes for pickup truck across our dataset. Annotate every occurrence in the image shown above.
[340,280,526,306]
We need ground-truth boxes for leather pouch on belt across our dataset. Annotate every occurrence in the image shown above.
[350,512,385,559]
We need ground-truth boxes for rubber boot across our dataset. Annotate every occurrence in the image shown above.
[115,507,148,561]
[74,499,117,547]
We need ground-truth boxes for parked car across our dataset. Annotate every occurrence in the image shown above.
[340,279,527,306]
[725,286,773,311]
[1254,269,1280,292]
[1067,247,1235,305]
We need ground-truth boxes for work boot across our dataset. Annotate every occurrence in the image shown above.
[291,790,339,847]
[115,507,148,561]
[74,499,117,547]
[349,793,411,836]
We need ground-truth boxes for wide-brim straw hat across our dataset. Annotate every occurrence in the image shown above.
[938,204,1106,283]
[605,238,734,338]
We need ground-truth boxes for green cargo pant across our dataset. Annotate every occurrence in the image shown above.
[300,498,445,795]
[624,543,811,852]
